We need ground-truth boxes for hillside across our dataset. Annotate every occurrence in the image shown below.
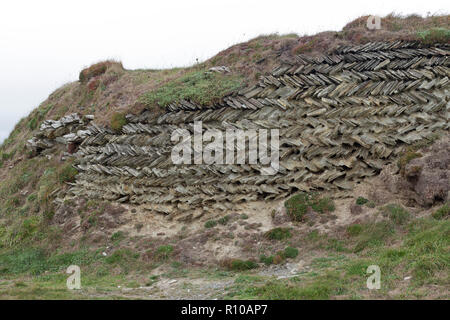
[0,14,449,300]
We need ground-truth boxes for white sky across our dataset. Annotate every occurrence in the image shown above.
[0,0,448,142]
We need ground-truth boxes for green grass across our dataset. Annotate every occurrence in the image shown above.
[0,248,104,276]
[284,192,335,221]
[283,246,299,259]
[417,28,450,44]
[349,217,449,285]
[259,254,274,266]
[204,215,232,228]
[347,224,363,237]
[353,221,395,253]
[204,220,218,228]
[254,272,345,300]
[0,272,131,300]
[356,197,368,205]
[155,245,174,261]
[381,204,410,225]
[0,216,447,300]
[259,246,298,265]
[139,70,243,108]
[228,259,258,271]
[104,249,140,273]
[110,231,126,245]
[264,227,292,241]
[227,216,449,299]
[57,163,78,183]
[432,203,449,220]
[218,215,231,225]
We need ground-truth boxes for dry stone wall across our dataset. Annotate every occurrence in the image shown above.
[34,41,449,215]
[27,113,94,157]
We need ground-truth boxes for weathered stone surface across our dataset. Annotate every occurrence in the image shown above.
[27,113,94,153]
[28,41,449,215]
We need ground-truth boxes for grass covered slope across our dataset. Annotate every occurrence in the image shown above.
[0,13,448,299]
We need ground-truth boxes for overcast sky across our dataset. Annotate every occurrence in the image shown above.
[0,0,447,142]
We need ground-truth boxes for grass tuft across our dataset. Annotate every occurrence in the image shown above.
[110,113,127,132]
[381,204,410,225]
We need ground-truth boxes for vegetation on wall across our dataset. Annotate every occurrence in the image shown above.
[139,70,244,108]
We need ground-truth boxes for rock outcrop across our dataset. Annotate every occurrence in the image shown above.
[28,41,449,216]
[27,113,94,155]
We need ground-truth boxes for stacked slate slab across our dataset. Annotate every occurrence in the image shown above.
[27,113,94,152]
[51,41,448,214]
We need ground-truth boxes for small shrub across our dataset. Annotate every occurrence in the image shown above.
[311,197,335,213]
[265,227,292,241]
[259,254,274,266]
[283,246,299,259]
[285,193,309,221]
[204,220,217,228]
[272,254,284,264]
[223,258,258,271]
[240,214,249,220]
[356,197,368,205]
[366,201,376,208]
[156,245,174,260]
[285,192,335,221]
[110,113,127,132]
[58,164,78,183]
[43,210,55,221]
[432,203,449,220]
[231,260,258,270]
[218,215,231,225]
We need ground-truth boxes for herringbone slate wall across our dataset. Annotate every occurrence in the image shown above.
[30,41,450,214]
